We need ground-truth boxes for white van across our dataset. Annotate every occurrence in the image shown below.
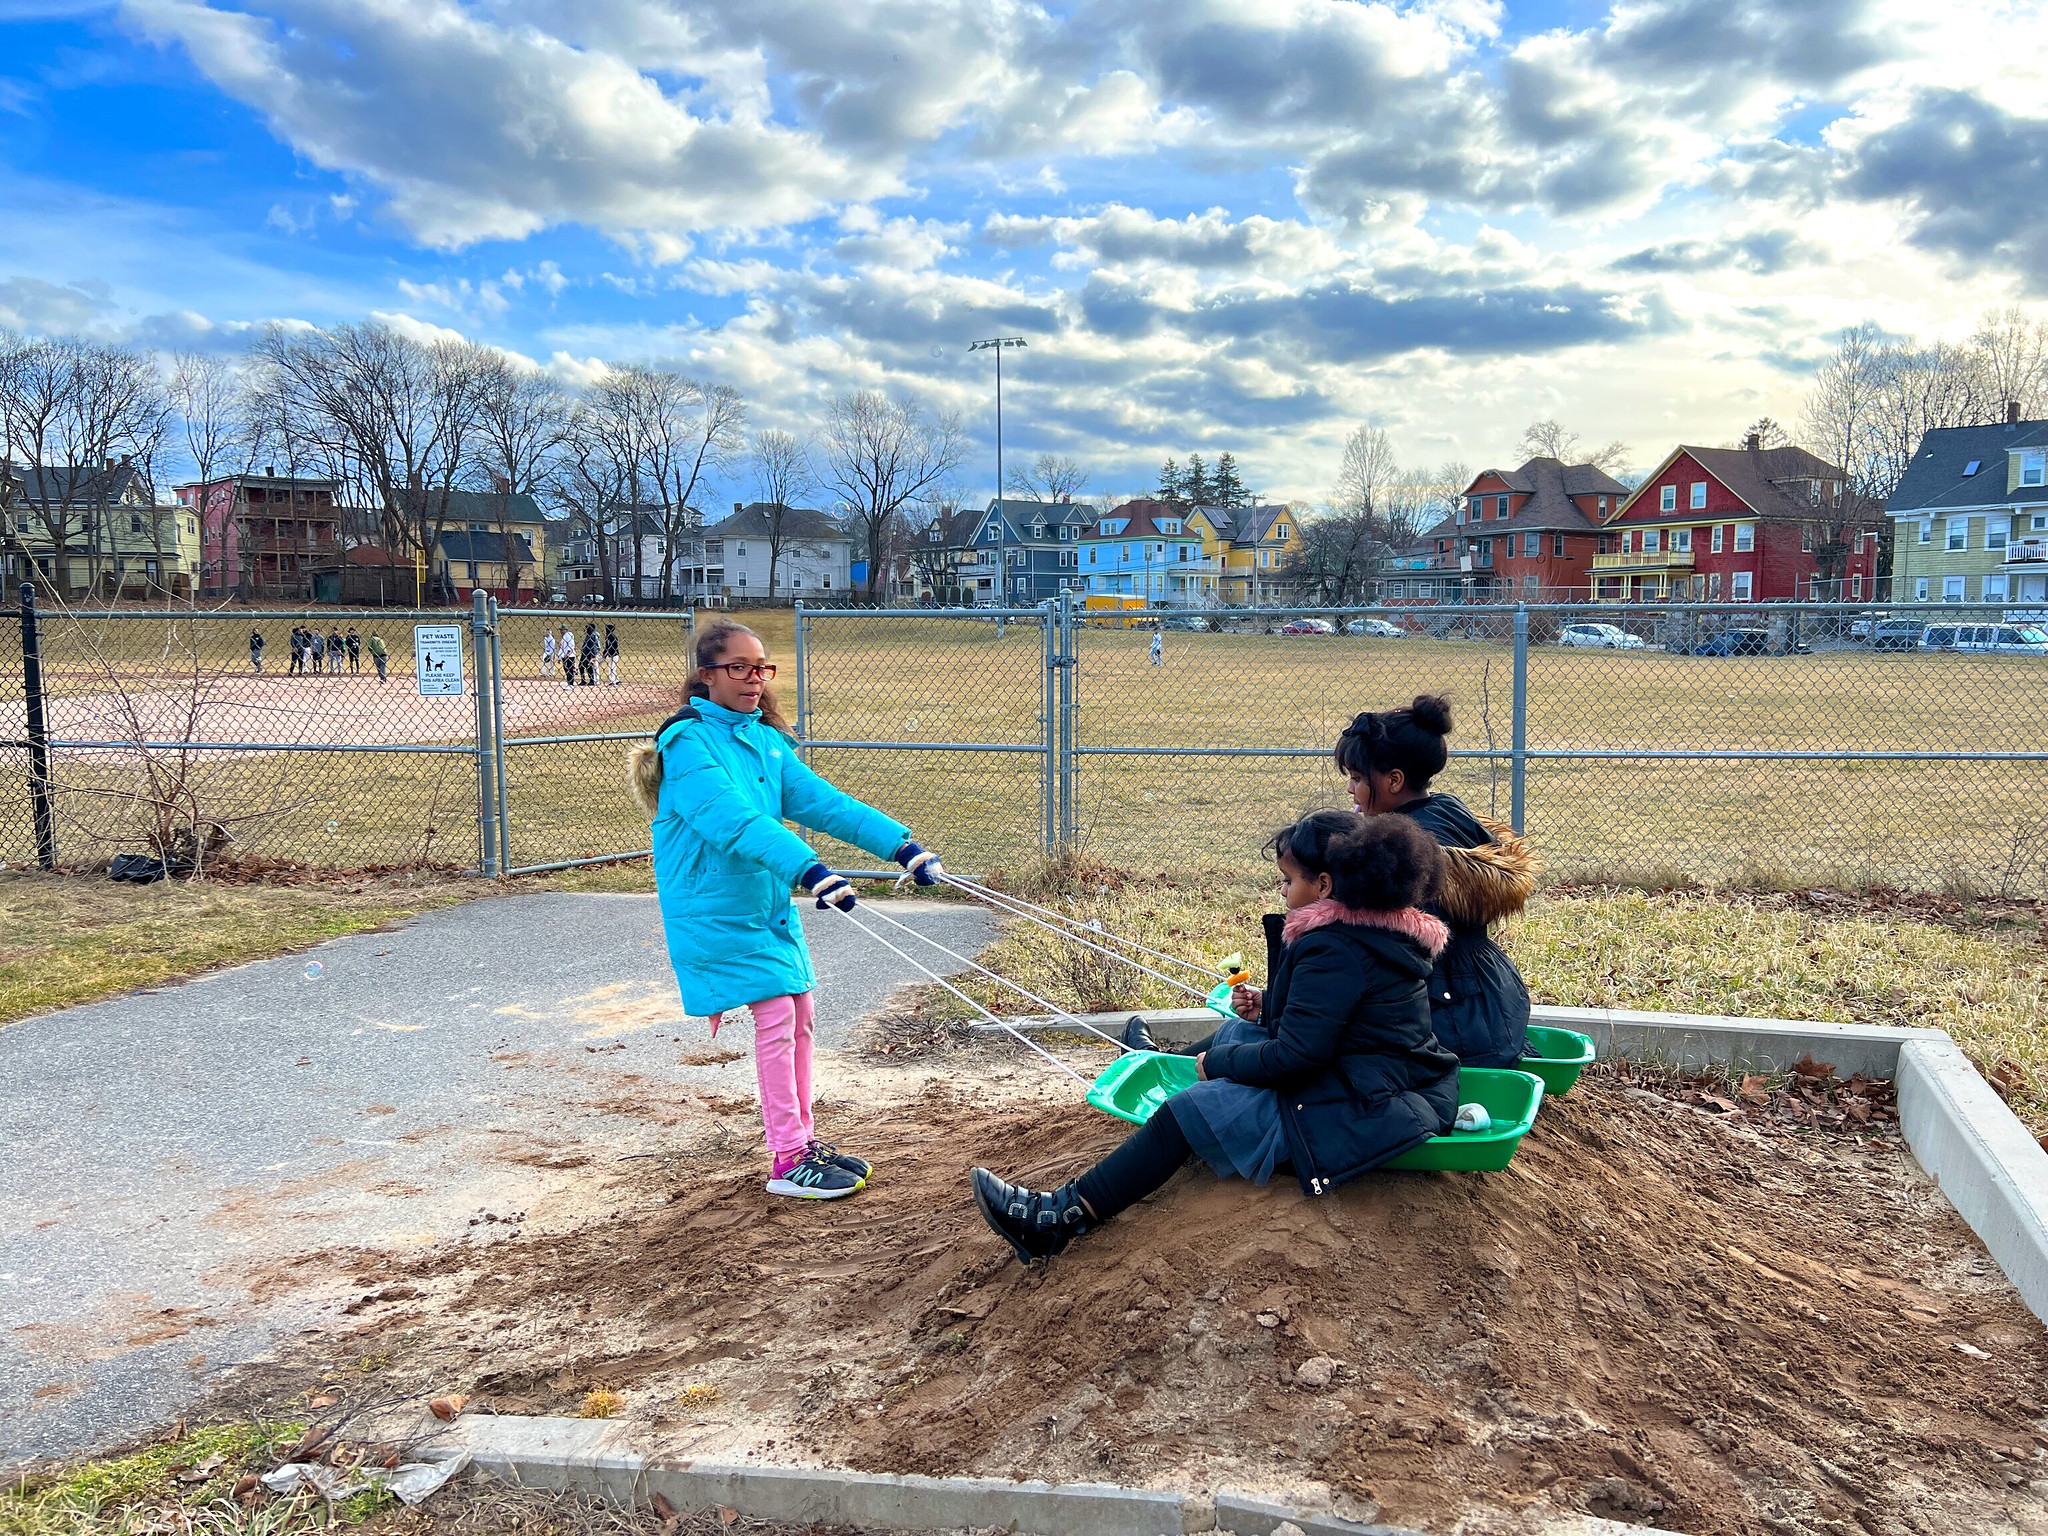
[1927,623,2048,655]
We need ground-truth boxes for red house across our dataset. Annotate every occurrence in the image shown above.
[1418,457,1629,601]
[174,469,342,600]
[1600,439,1880,603]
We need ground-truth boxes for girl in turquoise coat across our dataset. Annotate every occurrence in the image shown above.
[629,620,943,1202]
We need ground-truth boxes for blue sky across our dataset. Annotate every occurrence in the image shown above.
[4,0,2047,502]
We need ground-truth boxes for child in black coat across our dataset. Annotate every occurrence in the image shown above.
[973,812,1459,1264]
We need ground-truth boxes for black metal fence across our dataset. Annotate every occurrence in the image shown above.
[5,586,2047,899]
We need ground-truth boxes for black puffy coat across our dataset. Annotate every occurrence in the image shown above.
[1203,904,1459,1197]
[1399,793,1536,1069]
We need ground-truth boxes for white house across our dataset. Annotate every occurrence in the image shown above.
[692,502,852,599]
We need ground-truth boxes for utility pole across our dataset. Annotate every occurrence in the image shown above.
[968,336,1026,621]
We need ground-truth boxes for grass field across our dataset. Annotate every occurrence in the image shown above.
[6,603,2046,896]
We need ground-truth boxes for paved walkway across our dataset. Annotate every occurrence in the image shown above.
[0,893,995,1469]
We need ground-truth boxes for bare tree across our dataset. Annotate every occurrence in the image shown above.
[1971,304,2048,418]
[1286,506,1383,608]
[751,427,816,596]
[472,359,568,600]
[1515,419,1630,473]
[169,352,249,600]
[822,391,965,598]
[1005,451,1089,503]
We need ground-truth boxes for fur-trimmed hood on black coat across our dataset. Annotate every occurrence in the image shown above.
[1398,793,1537,1069]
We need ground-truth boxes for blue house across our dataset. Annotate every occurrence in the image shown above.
[1079,500,1219,606]
[956,497,1099,605]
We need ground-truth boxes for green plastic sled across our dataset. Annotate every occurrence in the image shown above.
[1518,1025,1598,1098]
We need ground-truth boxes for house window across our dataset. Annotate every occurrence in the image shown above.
[2034,512,2048,531]
[792,575,803,589]
[1918,519,1932,544]
[986,526,998,541]
[1088,548,1097,565]
[1258,550,1270,568]
[822,574,831,589]
[1709,525,1723,553]
[1523,573,1540,595]
[1851,575,1864,599]
[1659,485,1676,512]
[2022,450,2046,486]
[1915,577,1930,600]
[1672,528,1692,552]
[1985,572,2010,600]
[1277,523,1289,540]
[1644,529,1661,553]
[1478,539,1493,566]
[1734,524,1755,552]
[1946,518,1968,551]
[1033,524,1046,538]
[1417,581,1434,598]
[1553,533,1565,556]
[1944,575,1966,602]
[1990,519,2010,551]
[1494,495,1509,517]
[929,528,941,543]
[738,573,748,588]
[1122,544,1132,560]
[736,541,748,556]
[1523,531,1539,558]
[1690,481,1707,510]
[1731,570,1753,601]
[1801,524,1813,552]
[130,514,143,534]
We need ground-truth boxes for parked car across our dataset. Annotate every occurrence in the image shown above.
[1928,622,2048,655]
[1164,615,1213,632]
[1871,620,1921,652]
[1280,618,1336,635]
[1558,622,1647,649]
[1692,628,1771,657]
[1344,618,1405,638]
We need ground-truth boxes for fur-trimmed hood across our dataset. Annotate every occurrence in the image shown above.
[1282,899,1449,957]
[1435,812,1539,929]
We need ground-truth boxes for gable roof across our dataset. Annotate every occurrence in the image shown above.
[1462,457,1621,535]
[5,461,147,507]
[1886,420,2048,515]
[1233,504,1295,543]
[442,487,545,525]
[1617,443,1848,522]
[983,496,1100,532]
[706,502,848,542]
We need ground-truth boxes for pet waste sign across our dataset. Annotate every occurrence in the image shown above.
[413,624,466,696]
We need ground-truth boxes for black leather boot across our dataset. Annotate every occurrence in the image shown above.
[971,1168,1094,1265]
[1120,1014,1161,1052]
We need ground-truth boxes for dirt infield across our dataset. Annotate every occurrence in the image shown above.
[267,1067,2048,1536]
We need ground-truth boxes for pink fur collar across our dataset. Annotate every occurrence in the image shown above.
[1282,899,1449,956]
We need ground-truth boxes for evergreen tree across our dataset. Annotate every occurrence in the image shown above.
[1183,452,1213,505]
[1157,457,1183,502]
[1214,452,1246,508]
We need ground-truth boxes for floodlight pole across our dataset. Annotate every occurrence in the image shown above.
[969,336,1026,618]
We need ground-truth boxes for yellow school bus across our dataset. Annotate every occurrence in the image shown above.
[1083,594,1151,628]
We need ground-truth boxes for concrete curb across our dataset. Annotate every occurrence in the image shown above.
[449,1416,1684,1536]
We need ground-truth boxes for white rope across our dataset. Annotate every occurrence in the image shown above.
[836,908,1091,1087]
[853,900,1133,1052]
[937,873,1216,1003]
[939,872,1226,987]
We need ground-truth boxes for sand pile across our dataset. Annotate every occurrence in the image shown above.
[308,1074,2048,1535]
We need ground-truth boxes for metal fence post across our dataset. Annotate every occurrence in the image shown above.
[1040,600,1056,857]
[1057,588,1076,849]
[19,582,56,870]
[471,590,499,877]
[792,600,809,761]
[487,596,510,873]
[1510,602,1529,834]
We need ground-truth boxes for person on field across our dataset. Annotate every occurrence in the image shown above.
[542,627,557,678]
[579,621,600,687]
[368,632,388,682]
[346,628,362,674]
[629,619,945,1202]
[561,625,578,688]
[249,629,265,674]
[310,629,326,675]
[327,628,345,675]
[604,622,621,686]
[974,811,1456,1264]
[1150,628,1164,666]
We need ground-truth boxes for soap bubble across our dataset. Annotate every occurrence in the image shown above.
[304,960,324,981]
[326,820,339,833]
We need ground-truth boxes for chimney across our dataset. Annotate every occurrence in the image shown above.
[735,502,743,514]
[1743,432,1760,452]
[265,465,275,479]
[2009,400,2022,426]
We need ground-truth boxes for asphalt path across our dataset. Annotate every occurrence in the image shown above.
[0,892,995,1469]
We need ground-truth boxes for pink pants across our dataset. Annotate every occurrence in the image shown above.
[748,993,816,1159]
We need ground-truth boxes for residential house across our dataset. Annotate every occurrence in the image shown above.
[428,488,551,602]
[7,461,198,598]
[175,469,342,601]
[1887,410,2048,611]
[1379,516,1465,605]
[1600,437,1879,603]
[559,510,676,602]
[1183,502,1302,605]
[1081,499,1219,606]
[1442,458,1628,601]
[949,497,1100,605]
[898,505,985,604]
[688,502,852,601]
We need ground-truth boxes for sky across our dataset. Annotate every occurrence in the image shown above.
[3,0,2048,505]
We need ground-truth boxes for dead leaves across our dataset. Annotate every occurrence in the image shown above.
[1616,1058,1897,1135]
[428,1392,469,1421]
[1989,1059,2030,1103]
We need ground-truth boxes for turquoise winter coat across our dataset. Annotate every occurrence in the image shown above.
[650,697,910,1015]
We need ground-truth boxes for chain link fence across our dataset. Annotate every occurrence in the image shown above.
[6,587,2046,899]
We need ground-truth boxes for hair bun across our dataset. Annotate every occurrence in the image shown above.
[1407,694,1453,736]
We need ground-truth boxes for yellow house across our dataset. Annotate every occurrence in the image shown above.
[1190,503,1302,605]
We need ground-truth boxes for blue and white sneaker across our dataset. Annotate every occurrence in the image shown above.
[809,1140,873,1182]
[767,1146,865,1200]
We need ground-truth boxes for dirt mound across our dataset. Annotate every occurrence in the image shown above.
[311,1075,2048,1535]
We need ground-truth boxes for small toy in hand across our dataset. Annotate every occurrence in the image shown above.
[1204,951,1252,1018]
